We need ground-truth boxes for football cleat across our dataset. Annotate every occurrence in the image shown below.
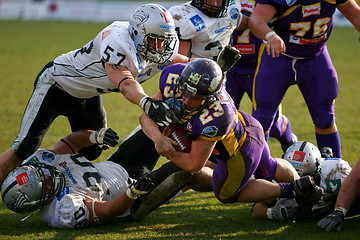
[290,175,323,203]
[281,133,298,153]
[320,147,333,159]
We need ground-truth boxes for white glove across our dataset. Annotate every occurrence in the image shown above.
[89,128,119,150]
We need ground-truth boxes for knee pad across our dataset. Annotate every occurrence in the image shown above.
[312,111,335,129]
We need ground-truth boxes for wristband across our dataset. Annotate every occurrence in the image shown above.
[89,131,98,144]
[139,96,149,110]
[335,206,348,216]
[265,31,277,41]
[92,201,100,223]
[267,208,273,219]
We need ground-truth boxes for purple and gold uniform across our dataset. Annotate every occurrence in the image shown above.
[252,0,344,157]
[159,63,279,203]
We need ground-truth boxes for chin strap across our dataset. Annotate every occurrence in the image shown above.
[21,213,33,222]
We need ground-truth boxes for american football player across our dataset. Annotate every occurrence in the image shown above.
[318,155,360,232]
[249,0,360,158]
[252,143,360,225]
[139,58,323,209]
[226,0,297,152]
[0,4,189,188]
[1,128,192,229]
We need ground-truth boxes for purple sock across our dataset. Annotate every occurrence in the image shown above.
[316,131,341,158]
[280,183,294,198]
[277,116,293,144]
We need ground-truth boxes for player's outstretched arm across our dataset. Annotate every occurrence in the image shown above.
[50,128,119,154]
[85,176,154,225]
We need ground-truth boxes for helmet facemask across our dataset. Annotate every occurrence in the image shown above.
[139,33,178,64]
[191,0,230,18]
[171,76,217,122]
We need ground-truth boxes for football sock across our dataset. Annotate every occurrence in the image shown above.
[279,183,294,198]
[315,131,341,158]
[277,116,293,145]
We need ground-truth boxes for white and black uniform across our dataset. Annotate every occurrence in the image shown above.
[277,158,352,218]
[23,149,129,229]
[11,21,177,160]
[169,1,242,60]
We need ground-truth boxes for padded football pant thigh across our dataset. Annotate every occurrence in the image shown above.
[12,63,61,159]
[252,51,292,132]
[11,62,107,160]
[225,70,252,109]
[212,112,271,203]
[296,48,338,129]
[107,125,160,179]
[67,95,106,160]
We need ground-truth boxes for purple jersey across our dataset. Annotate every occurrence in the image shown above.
[159,64,279,203]
[159,63,246,161]
[256,0,347,58]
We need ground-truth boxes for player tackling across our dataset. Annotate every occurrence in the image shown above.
[139,58,323,208]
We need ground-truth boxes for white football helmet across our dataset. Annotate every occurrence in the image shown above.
[1,162,65,213]
[129,4,178,64]
[283,141,322,177]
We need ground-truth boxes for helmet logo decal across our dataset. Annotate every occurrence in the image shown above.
[209,76,221,92]
[14,192,31,210]
[162,11,173,23]
[16,172,30,186]
[292,150,305,162]
[188,72,201,85]
[132,10,149,26]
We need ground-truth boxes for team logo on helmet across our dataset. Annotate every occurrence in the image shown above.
[132,10,149,26]
[209,77,221,92]
[188,72,201,85]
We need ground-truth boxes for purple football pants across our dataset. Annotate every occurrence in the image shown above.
[212,112,278,203]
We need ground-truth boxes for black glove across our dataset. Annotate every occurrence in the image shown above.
[216,45,241,72]
[89,128,119,150]
[126,176,154,199]
[317,210,345,232]
[140,97,180,127]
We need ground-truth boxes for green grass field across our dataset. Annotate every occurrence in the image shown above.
[0,20,359,239]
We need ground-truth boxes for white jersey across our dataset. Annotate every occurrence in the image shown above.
[22,149,129,229]
[169,1,242,60]
[51,21,177,99]
[275,158,352,219]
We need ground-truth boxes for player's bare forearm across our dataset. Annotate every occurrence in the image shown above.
[105,63,146,105]
[335,157,360,211]
[249,4,277,40]
[119,79,147,105]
